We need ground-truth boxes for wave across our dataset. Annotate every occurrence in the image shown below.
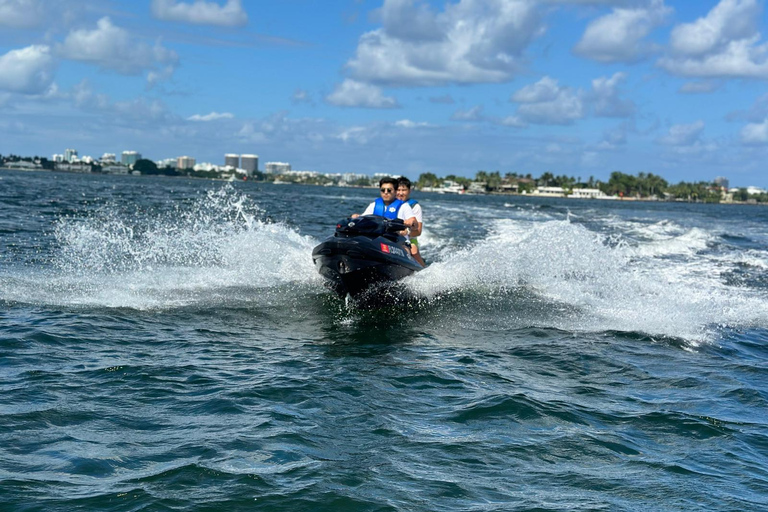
[405,218,768,344]
[2,188,766,344]
[1,187,322,309]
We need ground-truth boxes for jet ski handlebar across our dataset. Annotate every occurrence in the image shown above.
[335,215,408,236]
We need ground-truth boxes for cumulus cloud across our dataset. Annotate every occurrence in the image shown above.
[597,122,630,149]
[0,0,46,28]
[659,0,768,79]
[65,80,172,123]
[429,94,455,104]
[0,45,56,94]
[590,72,635,117]
[574,0,671,62]
[509,76,584,125]
[151,0,248,27]
[451,105,485,121]
[292,89,312,104]
[507,73,634,126]
[187,111,234,121]
[325,79,399,108]
[726,92,768,123]
[740,119,768,144]
[678,80,722,93]
[56,17,179,80]
[668,0,759,56]
[656,120,705,145]
[337,126,370,144]
[346,0,545,86]
[394,119,430,128]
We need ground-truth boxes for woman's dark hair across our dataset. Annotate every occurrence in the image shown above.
[397,176,412,189]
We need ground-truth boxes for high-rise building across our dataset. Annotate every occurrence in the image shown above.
[714,176,729,189]
[225,154,240,168]
[241,154,259,175]
[121,151,141,166]
[64,148,78,162]
[265,162,290,174]
[177,156,196,170]
[101,153,116,163]
[157,158,178,169]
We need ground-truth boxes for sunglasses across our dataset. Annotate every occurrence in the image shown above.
[380,188,394,193]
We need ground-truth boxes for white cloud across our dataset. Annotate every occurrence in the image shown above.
[657,120,705,145]
[56,17,179,79]
[394,119,430,128]
[511,76,561,103]
[726,92,768,123]
[237,122,268,144]
[741,119,768,144]
[659,36,768,78]
[678,80,722,93]
[451,105,485,121]
[590,72,635,117]
[325,79,399,108]
[429,94,455,104]
[337,126,370,144]
[499,115,527,127]
[510,76,585,125]
[0,0,46,28]
[668,0,759,56]
[346,0,544,86]
[0,45,56,94]
[507,73,633,126]
[151,0,248,27]
[659,0,768,79]
[187,111,234,121]
[61,80,173,124]
[574,0,671,62]
[597,123,629,149]
[292,89,312,104]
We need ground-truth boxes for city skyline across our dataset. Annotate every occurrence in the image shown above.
[2,1,768,187]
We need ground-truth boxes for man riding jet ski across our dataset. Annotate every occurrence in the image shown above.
[313,177,423,298]
[312,215,423,298]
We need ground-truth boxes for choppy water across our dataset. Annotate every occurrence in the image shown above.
[1,170,767,511]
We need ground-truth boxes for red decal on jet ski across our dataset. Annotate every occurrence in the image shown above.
[380,243,390,253]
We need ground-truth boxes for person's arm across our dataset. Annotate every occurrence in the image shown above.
[409,204,423,236]
[398,204,418,229]
[353,202,375,218]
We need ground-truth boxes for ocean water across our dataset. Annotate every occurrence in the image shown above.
[1,170,767,511]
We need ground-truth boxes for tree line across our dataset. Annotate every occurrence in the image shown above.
[415,170,766,203]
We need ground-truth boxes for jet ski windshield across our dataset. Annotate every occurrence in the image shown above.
[335,215,407,239]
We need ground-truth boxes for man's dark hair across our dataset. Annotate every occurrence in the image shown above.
[398,176,412,189]
[379,177,398,188]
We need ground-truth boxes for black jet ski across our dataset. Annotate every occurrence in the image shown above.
[312,215,423,298]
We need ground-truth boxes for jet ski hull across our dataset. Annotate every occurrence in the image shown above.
[312,216,422,298]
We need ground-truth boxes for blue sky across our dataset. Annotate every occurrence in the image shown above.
[2,0,768,186]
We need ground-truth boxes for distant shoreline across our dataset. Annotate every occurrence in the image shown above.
[1,167,764,206]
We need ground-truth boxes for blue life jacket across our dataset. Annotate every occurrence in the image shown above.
[407,199,418,207]
[373,197,405,219]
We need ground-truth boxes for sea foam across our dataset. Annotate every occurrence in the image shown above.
[407,217,767,344]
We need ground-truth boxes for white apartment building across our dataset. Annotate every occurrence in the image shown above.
[177,156,196,169]
[241,154,259,174]
[265,162,290,174]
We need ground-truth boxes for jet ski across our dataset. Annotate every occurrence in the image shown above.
[312,215,423,298]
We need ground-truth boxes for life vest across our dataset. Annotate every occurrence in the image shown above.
[407,199,418,207]
[373,197,405,219]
